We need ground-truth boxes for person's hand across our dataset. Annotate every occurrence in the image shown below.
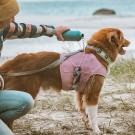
[0,75,4,90]
[55,26,70,41]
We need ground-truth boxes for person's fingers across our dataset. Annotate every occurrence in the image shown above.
[58,34,64,41]
[55,26,70,41]
[56,26,70,33]
[62,27,70,32]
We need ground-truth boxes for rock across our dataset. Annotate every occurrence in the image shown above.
[93,8,116,15]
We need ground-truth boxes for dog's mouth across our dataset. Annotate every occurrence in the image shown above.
[119,39,130,55]
[119,47,126,55]
[119,44,129,55]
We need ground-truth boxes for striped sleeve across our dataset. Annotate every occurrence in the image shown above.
[3,22,55,40]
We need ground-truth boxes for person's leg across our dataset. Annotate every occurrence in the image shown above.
[0,90,34,132]
[0,119,14,135]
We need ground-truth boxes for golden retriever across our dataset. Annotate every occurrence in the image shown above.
[0,28,130,134]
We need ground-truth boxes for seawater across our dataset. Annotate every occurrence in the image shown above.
[18,0,135,17]
[2,0,135,58]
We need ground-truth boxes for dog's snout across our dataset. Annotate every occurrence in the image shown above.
[127,40,130,45]
[124,39,130,46]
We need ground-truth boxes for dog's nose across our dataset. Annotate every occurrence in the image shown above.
[128,40,130,45]
[125,39,130,46]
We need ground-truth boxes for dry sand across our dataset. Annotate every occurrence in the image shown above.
[1,15,135,135]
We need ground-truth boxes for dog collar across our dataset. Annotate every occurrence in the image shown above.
[86,45,112,64]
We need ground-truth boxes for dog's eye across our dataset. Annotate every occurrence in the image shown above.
[111,36,115,42]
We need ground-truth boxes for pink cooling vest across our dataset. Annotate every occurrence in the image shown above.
[60,52,107,92]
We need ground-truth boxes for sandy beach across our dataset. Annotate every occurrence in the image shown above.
[1,15,135,135]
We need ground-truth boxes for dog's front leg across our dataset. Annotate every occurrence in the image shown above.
[85,105,100,134]
[75,92,90,129]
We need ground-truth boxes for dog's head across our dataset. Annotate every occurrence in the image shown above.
[85,28,130,61]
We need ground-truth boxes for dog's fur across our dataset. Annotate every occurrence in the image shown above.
[0,28,130,133]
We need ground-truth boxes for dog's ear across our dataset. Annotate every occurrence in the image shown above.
[107,30,122,47]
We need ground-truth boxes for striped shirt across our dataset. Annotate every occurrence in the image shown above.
[0,22,55,54]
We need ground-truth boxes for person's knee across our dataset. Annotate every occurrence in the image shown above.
[0,91,34,123]
[18,92,34,115]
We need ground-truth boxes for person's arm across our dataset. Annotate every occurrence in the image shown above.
[3,22,55,41]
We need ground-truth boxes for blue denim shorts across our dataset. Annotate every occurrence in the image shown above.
[0,90,34,135]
